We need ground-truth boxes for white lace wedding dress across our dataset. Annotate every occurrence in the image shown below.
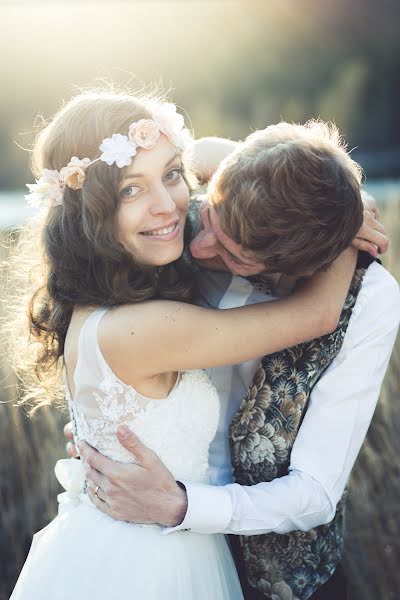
[11,308,243,600]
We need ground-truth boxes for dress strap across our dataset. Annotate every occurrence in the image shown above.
[74,308,109,386]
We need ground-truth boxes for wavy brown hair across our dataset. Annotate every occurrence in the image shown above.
[210,120,364,275]
[4,90,197,414]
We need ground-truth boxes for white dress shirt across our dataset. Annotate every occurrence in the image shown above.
[164,261,400,536]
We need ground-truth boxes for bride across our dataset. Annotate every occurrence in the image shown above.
[9,89,357,599]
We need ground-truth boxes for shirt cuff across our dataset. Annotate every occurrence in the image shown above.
[162,482,233,535]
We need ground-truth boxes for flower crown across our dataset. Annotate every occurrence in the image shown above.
[25,102,192,208]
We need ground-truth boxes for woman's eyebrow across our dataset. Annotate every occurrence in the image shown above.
[121,153,180,183]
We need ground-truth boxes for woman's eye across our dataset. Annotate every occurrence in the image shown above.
[164,168,183,182]
[121,185,141,198]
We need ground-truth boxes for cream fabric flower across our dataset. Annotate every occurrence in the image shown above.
[60,157,91,190]
[128,119,160,149]
[25,102,193,211]
[99,133,137,168]
[25,169,64,208]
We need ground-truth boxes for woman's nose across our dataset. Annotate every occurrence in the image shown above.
[149,186,176,215]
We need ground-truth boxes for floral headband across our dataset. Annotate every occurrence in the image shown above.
[25,102,192,209]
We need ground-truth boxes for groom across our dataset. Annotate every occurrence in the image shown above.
[70,122,399,600]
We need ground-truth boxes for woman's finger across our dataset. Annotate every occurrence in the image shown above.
[355,223,389,254]
[351,237,378,256]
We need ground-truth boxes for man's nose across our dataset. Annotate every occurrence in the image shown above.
[149,185,176,215]
[190,228,219,258]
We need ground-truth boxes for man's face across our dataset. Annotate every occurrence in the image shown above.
[189,203,267,276]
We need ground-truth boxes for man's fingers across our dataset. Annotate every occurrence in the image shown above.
[87,486,112,516]
[78,441,115,477]
[87,480,107,503]
[85,465,109,493]
[116,425,153,465]
[64,422,74,441]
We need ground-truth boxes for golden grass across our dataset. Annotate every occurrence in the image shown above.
[0,233,67,599]
[0,199,399,599]
[344,198,400,600]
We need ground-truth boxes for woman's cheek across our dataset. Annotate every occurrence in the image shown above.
[176,180,190,210]
[115,205,139,246]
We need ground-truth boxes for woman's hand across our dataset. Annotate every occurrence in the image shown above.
[189,137,239,183]
[352,190,388,256]
[351,207,388,257]
[361,190,381,219]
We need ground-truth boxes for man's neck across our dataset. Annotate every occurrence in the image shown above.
[195,259,299,297]
[246,272,298,297]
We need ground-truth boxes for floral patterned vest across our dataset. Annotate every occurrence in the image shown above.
[229,254,374,600]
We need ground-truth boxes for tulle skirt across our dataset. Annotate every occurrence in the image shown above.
[10,460,243,600]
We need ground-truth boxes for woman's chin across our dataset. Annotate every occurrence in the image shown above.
[137,244,184,267]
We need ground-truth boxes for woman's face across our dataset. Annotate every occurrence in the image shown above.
[115,134,189,266]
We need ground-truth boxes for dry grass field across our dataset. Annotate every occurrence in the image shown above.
[0,197,399,600]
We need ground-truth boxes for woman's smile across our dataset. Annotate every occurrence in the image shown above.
[115,134,190,266]
[140,220,180,240]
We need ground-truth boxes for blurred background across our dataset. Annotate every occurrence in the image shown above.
[0,1,399,598]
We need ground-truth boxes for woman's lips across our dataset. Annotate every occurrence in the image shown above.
[140,221,180,241]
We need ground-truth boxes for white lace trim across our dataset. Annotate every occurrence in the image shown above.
[68,368,220,482]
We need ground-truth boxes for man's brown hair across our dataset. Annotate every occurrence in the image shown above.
[210,121,364,275]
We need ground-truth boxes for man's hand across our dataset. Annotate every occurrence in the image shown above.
[78,425,188,527]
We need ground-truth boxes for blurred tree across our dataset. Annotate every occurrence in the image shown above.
[0,0,399,188]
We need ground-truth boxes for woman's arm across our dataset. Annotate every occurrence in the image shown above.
[351,196,388,256]
[100,248,357,379]
[189,137,239,183]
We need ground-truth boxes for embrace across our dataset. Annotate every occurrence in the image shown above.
[9,90,399,600]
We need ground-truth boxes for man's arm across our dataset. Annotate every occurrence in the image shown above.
[167,263,399,535]
[80,263,399,532]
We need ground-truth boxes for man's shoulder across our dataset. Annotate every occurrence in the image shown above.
[350,260,400,335]
[358,260,399,301]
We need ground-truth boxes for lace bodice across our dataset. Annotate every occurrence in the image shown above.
[67,309,220,484]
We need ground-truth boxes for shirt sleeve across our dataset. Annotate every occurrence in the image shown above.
[163,263,400,536]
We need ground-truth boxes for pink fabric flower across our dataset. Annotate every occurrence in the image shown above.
[128,119,160,149]
[152,103,184,135]
[60,157,91,190]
